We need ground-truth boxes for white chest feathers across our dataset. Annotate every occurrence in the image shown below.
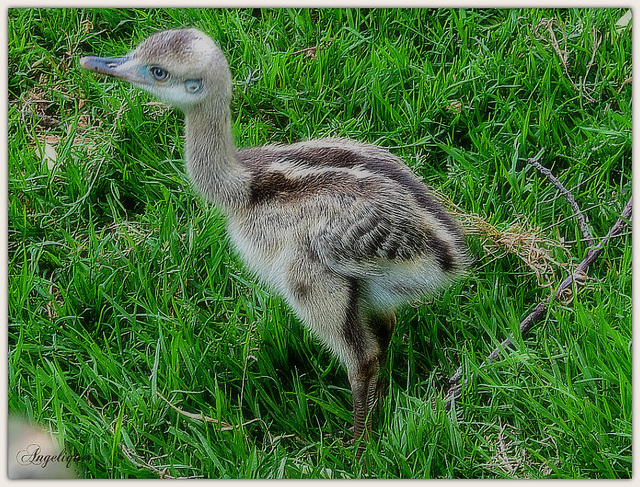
[225,214,296,294]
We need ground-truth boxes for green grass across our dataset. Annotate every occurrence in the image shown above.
[8,8,631,478]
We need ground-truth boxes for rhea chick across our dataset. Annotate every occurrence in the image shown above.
[80,28,469,458]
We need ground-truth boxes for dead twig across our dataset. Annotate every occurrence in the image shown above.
[543,18,570,75]
[118,444,178,479]
[582,27,602,99]
[617,76,632,94]
[536,18,598,103]
[290,32,340,59]
[527,157,595,247]
[445,196,631,408]
[239,321,259,410]
[156,391,264,432]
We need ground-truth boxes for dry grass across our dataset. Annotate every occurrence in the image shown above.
[439,193,570,288]
[482,420,555,478]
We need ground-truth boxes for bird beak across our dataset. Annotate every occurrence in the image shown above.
[80,55,146,85]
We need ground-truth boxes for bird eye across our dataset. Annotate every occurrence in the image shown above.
[149,66,169,81]
[185,79,203,94]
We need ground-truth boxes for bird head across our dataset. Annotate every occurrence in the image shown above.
[80,28,232,111]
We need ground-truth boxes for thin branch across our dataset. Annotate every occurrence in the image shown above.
[240,321,259,410]
[445,196,631,409]
[290,32,340,59]
[527,157,596,247]
[582,27,602,98]
[617,76,632,94]
[538,18,597,103]
[119,444,178,479]
[157,391,264,431]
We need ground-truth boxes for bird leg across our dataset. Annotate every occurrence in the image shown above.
[349,358,380,460]
[371,312,396,403]
[349,312,396,461]
[284,269,397,462]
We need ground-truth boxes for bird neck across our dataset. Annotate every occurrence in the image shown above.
[184,101,250,213]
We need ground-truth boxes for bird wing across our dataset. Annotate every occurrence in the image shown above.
[311,195,435,278]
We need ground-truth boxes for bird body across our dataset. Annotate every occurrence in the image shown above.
[81,28,469,458]
[229,138,466,307]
